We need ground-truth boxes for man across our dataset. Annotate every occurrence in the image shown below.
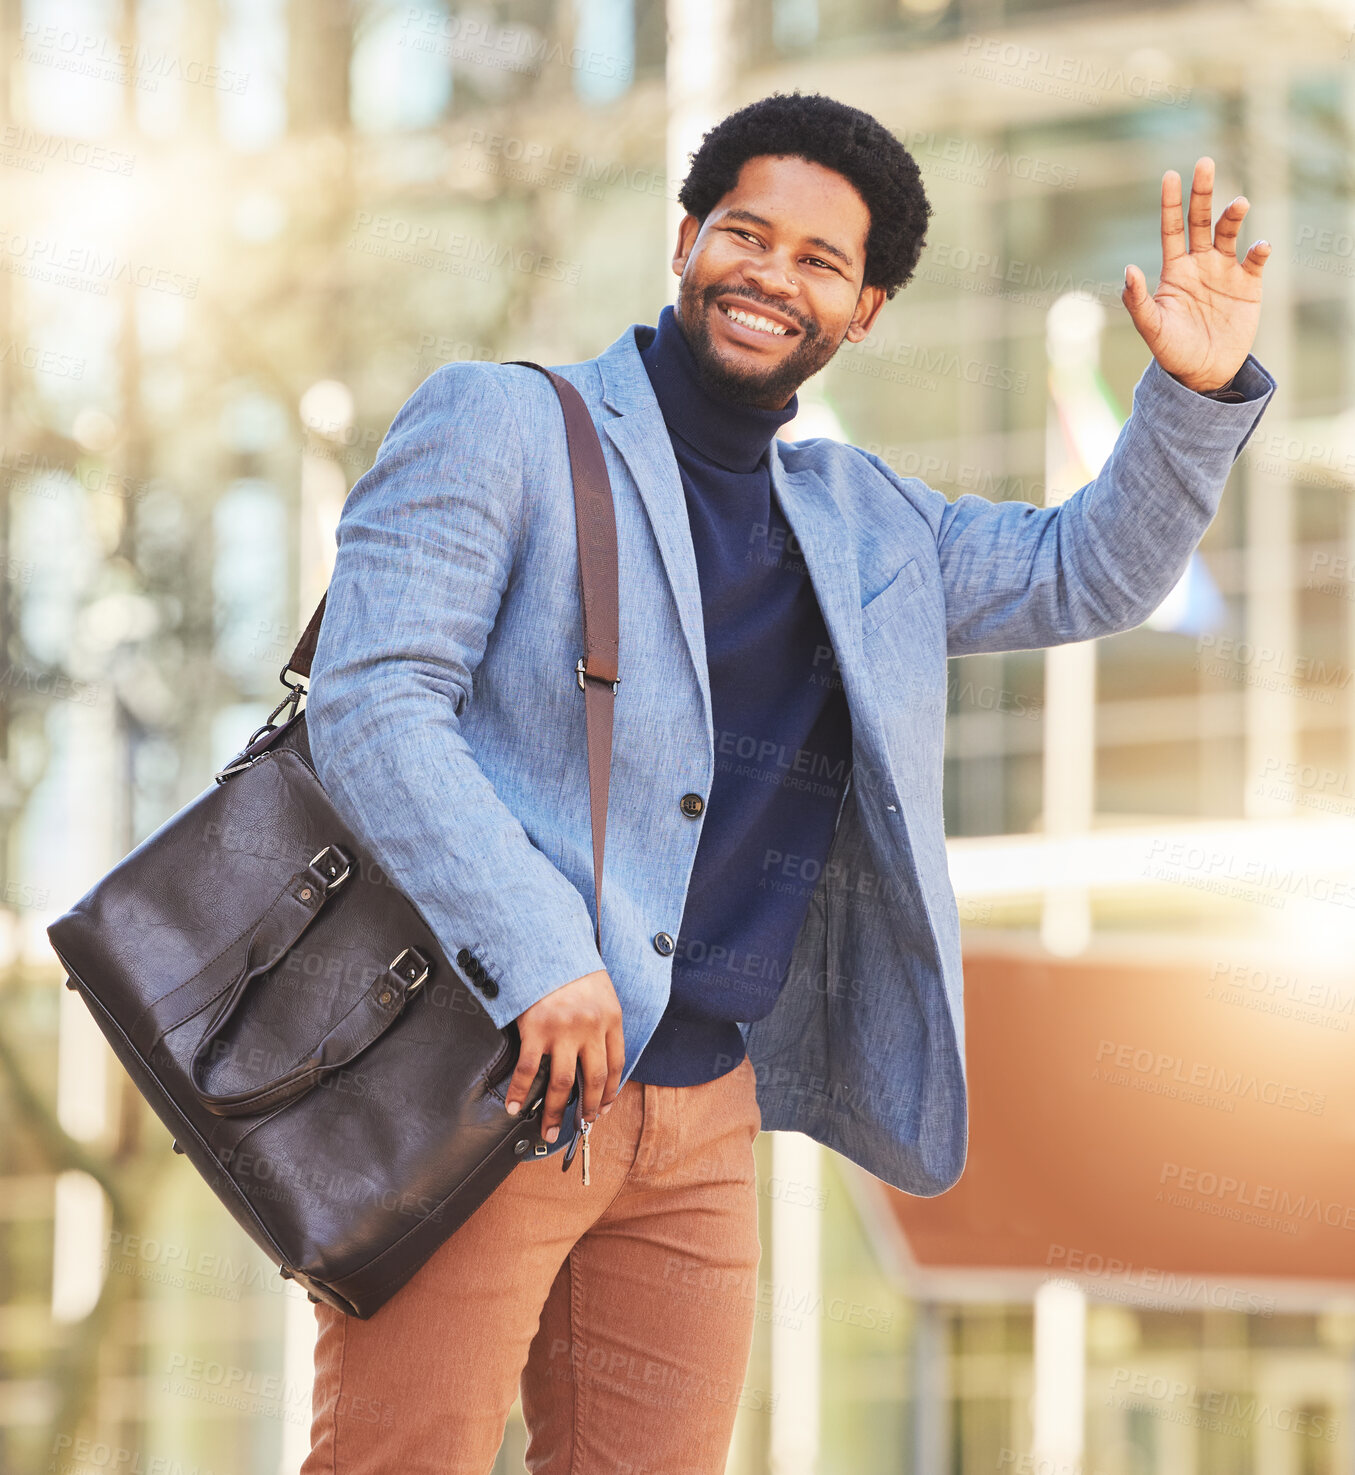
[302,93,1273,1473]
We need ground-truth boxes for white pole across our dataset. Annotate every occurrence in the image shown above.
[1032,1278,1086,1467]
[1041,292,1107,957]
[770,1131,821,1475]
[51,694,116,1323]
[1242,71,1296,821]
[911,1301,947,1472]
[278,1283,319,1474]
[665,0,733,297]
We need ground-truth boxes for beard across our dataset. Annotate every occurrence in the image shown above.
[674,273,844,409]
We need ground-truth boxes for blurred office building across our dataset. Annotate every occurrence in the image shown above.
[3,0,1355,1471]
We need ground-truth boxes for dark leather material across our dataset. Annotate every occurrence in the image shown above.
[506,360,619,945]
[46,364,618,1320]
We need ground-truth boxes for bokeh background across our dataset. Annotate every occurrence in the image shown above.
[5,0,1355,1471]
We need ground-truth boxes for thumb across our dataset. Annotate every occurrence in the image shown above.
[1121,264,1161,344]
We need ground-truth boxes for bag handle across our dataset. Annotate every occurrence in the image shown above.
[187,846,437,1117]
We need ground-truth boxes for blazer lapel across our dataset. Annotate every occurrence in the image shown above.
[590,326,881,766]
[767,448,867,705]
[594,329,713,744]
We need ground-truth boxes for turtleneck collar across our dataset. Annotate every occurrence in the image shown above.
[638,304,798,473]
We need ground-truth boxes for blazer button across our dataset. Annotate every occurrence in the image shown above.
[456,947,473,968]
[479,977,500,999]
[652,931,675,956]
[679,793,705,819]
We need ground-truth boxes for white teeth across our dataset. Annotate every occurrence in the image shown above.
[721,304,788,336]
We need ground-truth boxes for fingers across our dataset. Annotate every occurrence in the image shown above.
[1160,169,1186,263]
[507,969,624,1142]
[1241,238,1272,278]
[1187,156,1215,254]
[1213,195,1249,256]
[601,1018,626,1113]
[1208,187,1271,278]
[577,1036,609,1125]
[505,1043,545,1119]
[539,1046,578,1144]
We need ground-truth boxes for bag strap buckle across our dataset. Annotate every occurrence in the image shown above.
[389,946,431,994]
[576,656,619,694]
[309,846,352,891]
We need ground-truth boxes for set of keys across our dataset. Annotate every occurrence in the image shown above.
[561,1112,594,1185]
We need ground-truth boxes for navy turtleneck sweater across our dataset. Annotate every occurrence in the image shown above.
[629,304,854,1087]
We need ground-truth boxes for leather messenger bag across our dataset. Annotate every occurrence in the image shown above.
[46,364,620,1319]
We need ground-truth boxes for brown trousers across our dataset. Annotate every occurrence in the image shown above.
[302,1054,763,1474]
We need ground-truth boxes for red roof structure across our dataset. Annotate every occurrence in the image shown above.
[876,946,1355,1302]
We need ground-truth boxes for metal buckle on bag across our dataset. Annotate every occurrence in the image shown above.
[309,846,352,891]
[389,947,431,994]
[250,674,308,748]
[575,657,619,694]
[214,676,308,783]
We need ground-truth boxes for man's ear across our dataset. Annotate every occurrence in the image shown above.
[844,285,888,343]
[672,214,701,278]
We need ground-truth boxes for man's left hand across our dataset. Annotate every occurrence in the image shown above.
[1122,157,1270,393]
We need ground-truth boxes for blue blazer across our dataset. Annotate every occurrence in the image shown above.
[307,322,1275,1195]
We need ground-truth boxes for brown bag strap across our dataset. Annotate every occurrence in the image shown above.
[281,363,618,952]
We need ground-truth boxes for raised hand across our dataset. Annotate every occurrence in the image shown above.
[1122,157,1270,393]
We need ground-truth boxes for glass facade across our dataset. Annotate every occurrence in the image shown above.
[4,0,1353,1470]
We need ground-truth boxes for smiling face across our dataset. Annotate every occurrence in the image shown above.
[671,154,887,410]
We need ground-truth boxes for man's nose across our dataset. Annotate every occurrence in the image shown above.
[741,253,799,300]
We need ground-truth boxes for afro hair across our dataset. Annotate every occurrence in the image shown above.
[677,92,932,299]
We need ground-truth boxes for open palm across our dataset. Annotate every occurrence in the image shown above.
[1122,158,1270,393]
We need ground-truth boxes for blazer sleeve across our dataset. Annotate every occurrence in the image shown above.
[304,362,606,1029]
[855,353,1277,657]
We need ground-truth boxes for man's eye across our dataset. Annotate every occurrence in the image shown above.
[805,257,835,271]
